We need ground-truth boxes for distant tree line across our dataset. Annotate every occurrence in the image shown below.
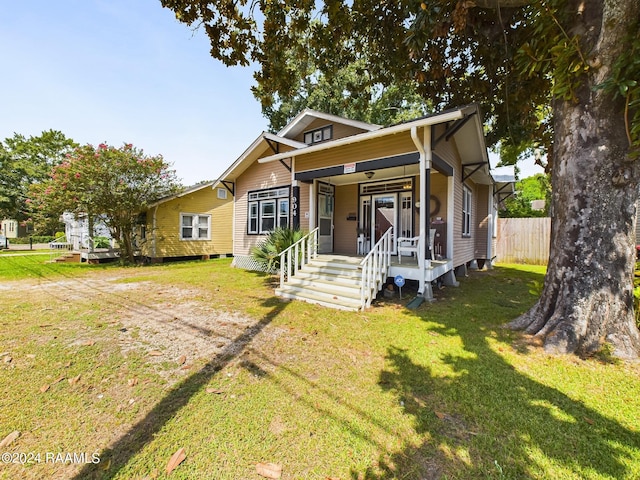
[1,130,180,263]
[499,174,551,218]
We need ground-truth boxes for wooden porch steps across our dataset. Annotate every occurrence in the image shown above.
[275,256,366,311]
[52,252,81,263]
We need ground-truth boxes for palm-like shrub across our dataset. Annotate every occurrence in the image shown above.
[250,227,305,272]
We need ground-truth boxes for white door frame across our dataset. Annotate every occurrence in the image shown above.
[317,182,334,253]
[371,193,397,254]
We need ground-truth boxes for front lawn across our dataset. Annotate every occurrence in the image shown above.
[0,256,638,479]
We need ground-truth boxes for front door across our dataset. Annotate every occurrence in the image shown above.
[317,183,334,253]
[372,194,397,254]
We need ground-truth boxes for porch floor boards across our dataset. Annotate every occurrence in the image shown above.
[317,253,453,285]
[316,253,449,270]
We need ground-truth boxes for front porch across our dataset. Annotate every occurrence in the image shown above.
[275,228,458,311]
[318,253,455,285]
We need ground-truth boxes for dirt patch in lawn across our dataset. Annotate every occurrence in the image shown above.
[17,272,281,380]
[1,269,288,479]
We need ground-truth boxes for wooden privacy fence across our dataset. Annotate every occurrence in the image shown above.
[497,217,551,265]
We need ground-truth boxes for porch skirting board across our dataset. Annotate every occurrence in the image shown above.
[232,255,276,273]
[388,259,454,284]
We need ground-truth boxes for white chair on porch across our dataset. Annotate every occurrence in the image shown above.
[396,229,436,263]
[357,234,370,255]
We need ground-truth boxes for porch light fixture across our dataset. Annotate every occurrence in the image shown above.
[365,171,375,179]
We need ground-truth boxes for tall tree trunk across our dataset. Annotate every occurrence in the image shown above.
[509,0,640,359]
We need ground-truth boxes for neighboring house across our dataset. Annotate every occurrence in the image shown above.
[139,181,233,262]
[1,219,31,238]
[61,212,113,250]
[214,104,514,309]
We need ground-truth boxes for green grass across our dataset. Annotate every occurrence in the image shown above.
[0,252,117,280]
[0,257,639,479]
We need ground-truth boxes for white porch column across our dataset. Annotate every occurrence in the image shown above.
[486,190,494,268]
[309,181,316,230]
[411,126,433,299]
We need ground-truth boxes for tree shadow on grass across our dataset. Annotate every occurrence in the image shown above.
[356,266,640,479]
[73,296,289,480]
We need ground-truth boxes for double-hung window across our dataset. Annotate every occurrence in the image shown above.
[247,187,290,234]
[180,213,211,240]
[462,185,472,238]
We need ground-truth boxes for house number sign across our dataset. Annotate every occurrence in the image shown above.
[292,186,300,229]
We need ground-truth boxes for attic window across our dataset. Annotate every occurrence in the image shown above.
[304,125,333,145]
[217,188,228,199]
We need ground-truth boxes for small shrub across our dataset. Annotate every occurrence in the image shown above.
[93,236,111,248]
[250,227,305,272]
[6,235,56,244]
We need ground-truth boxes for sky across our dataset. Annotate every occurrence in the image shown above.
[1,1,543,186]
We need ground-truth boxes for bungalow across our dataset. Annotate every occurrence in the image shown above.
[139,181,233,262]
[1,219,32,238]
[214,104,514,310]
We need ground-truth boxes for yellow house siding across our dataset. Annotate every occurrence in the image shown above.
[298,182,310,232]
[296,132,416,173]
[145,186,233,259]
[430,173,448,220]
[234,159,292,256]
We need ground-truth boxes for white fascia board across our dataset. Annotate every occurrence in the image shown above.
[212,132,310,190]
[263,132,308,149]
[277,108,382,137]
[211,132,273,189]
[149,181,216,207]
[259,109,466,164]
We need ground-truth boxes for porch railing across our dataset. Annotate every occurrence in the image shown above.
[49,235,73,250]
[48,235,73,262]
[279,227,319,287]
[360,227,393,309]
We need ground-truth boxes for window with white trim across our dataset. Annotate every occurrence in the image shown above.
[180,213,211,240]
[304,125,333,145]
[217,188,228,199]
[462,185,472,238]
[247,187,290,234]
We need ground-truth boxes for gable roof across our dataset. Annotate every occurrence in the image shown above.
[259,104,493,182]
[213,110,380,187]
[212,132,307,188]
[148,181,215,208]
[277,108,382,139]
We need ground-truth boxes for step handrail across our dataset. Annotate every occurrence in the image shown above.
[49,234,73,262]
[279,228,319,288]
[359,227,393,309]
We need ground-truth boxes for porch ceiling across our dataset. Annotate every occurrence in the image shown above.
[294,151,453,184]
[309,163,422,185]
